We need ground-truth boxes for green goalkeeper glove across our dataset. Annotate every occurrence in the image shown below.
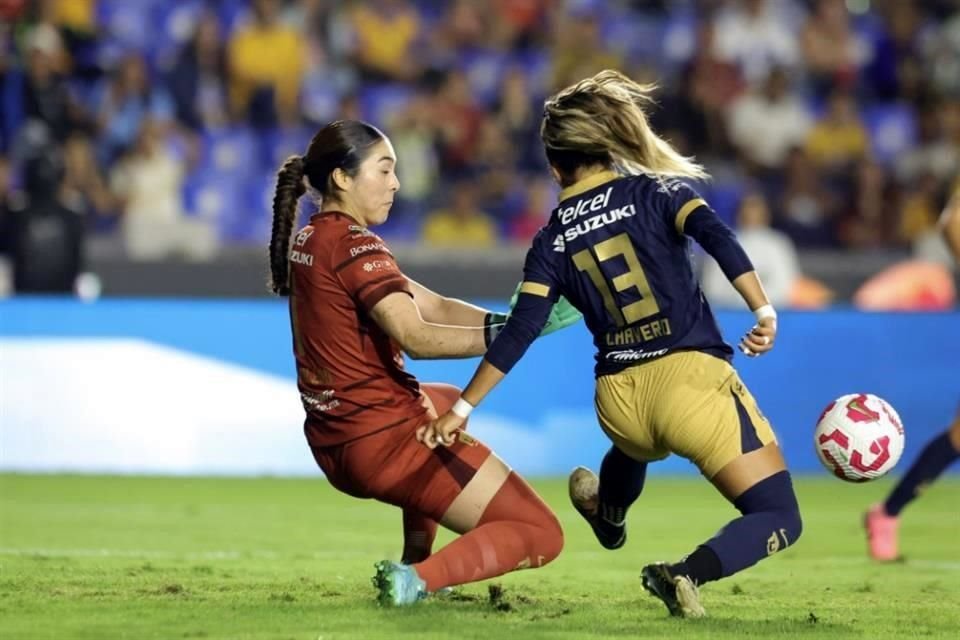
[508,283,583,337]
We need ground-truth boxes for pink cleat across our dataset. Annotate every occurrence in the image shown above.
[864,504,900,561]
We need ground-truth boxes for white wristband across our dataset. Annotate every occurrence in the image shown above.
[753,304,777,323]
[451,397,474,419]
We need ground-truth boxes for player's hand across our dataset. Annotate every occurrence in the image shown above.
[508,283,583,337]
[541,296,583,336]
[738,316,776,358]
[417,412,466,449]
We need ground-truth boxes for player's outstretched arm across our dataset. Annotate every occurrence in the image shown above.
[407,278,498,327]
[939,188,960,264]
[370,292,487,359]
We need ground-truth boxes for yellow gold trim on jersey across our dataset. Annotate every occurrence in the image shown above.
[519,281,551,298]
[558,170,621,203]
[674,198,707,234]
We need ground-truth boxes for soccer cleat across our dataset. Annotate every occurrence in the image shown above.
[371,560,427,606]
[568,466,626,550]
[641,562,706,618]
[864,504,900,561]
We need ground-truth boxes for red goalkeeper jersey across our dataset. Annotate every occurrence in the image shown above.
[288,211,426,447]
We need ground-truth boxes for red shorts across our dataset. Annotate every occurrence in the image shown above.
[308,383,493,522]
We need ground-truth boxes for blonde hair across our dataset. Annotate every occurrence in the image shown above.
[541,69,708,181]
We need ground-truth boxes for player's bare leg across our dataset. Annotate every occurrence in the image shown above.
[642,443,799,618]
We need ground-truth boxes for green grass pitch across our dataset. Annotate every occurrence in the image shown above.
[1,473,957,639]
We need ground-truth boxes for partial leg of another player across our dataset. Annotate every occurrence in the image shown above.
[864,412,960,561]
[569,445,647,550]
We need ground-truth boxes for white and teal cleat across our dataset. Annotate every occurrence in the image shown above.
[372,560,427,607]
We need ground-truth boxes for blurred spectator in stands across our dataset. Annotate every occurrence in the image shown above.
[711,0,799,84]
[4,147,84,293]
[387,93,438,217]
[40,0,99,81]
[656,20,743,158]
[550,11,624,91]
[727,67,812,172]
[432,70,485,177]
[800,0,867,96]
[346,0,422,83]
[777,147,837,247]
[21,23,82,143]
[493,68,542,171]
[61,132,112,222]
[805,88,869,173]
[471,119,521,219]
[898,172,944,245]
[493,0,548,49]
[896,101,960,187]
[838,159,899,249]
[228,0,305,128]
[421,181,497,248]
[95,53,173,163]
[508,177,555,245]
[168,11,229,132]
[924,11,960,98]
[863,1,926,101]
[110,119,216,261]
[442,0,486,49]
[701,192,800,308]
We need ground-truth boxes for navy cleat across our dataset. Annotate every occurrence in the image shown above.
[641,562,706,618]
[568,466,626,550]
[372,560,427,607]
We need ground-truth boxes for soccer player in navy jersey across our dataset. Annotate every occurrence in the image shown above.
[864,187,960,561]
[422,70,802,618]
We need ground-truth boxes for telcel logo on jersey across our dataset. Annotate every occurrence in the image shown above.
[556,187,636,243]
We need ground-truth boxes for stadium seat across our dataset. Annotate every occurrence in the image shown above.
[150,0,206,69]
[461,49,511,107]
[300,75,342,126]
[864,103,917,166]
[262,127,313,172]
[182,170,247,242]
[199,128,260,177]
[359,84,414,127]
[96,0,158,48]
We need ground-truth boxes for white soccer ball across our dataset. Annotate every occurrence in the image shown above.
[813,393,905,482]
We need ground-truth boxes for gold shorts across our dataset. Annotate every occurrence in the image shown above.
[595,350,777,478]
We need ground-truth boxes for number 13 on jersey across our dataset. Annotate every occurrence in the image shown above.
[572,233,661,327]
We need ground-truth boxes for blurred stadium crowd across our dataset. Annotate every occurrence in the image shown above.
[0,0,958,293]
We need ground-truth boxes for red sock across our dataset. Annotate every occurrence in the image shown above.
[412,472,563,591]
[401,510,439,564]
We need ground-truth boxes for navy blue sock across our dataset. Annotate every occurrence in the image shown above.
[884,430,959,517]
[673,470,802,584]
[597,445,647,527]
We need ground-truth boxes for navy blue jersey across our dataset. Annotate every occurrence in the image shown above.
[523,171,733,376]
